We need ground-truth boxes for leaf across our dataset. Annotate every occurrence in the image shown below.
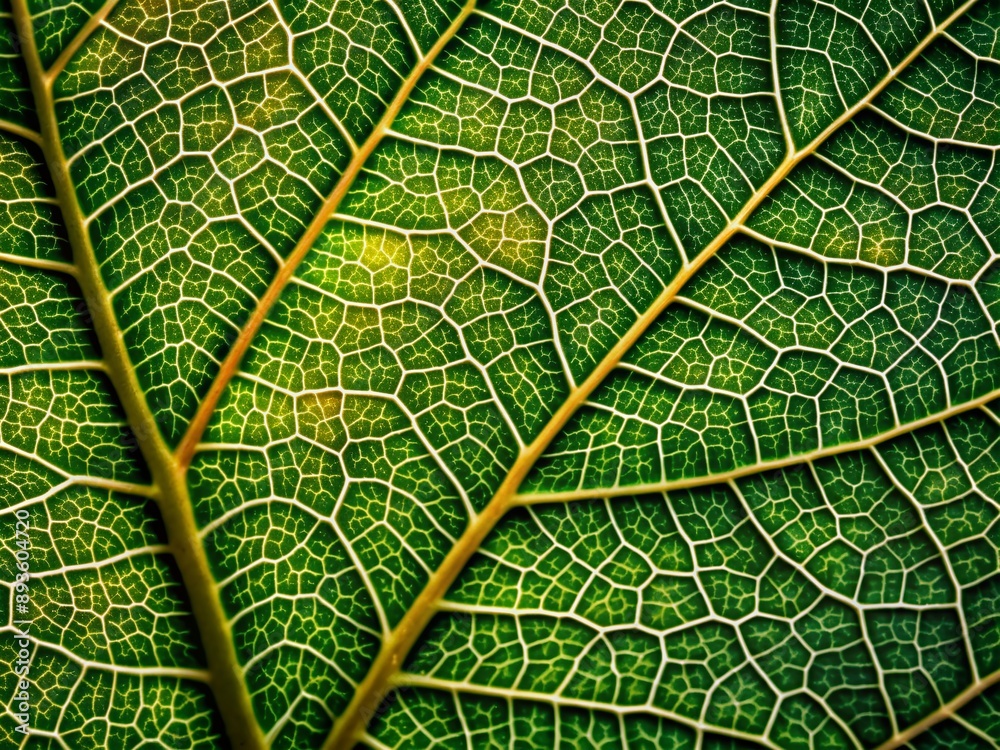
[1,0,1000,747]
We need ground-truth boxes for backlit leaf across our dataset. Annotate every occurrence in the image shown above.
[1,0,999,747]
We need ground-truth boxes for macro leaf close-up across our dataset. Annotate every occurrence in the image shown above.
[2,0,1000,747]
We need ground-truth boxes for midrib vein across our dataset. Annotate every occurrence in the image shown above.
[14,0,478,747]
[175,0,478,468]
[9,1,264,748]
[323,3,979,747]
[20,0,480,746]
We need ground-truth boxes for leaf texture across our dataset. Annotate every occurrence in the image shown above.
[1,0,999,748]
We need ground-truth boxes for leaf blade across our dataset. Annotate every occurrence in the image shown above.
[3,0,1000,747]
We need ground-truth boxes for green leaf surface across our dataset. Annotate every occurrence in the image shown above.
[1,0,999,747]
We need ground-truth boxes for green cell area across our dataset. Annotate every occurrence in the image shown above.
[0,137,67,261]
[0,654,222,748]
[0,9,34,125]
[0,262,97,366]
[0,369,147,482]
[528,141,1000,490]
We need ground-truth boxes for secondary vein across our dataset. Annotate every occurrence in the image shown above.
[322,2,980,746]
[175,0,479,469]
[514,387,1000,504]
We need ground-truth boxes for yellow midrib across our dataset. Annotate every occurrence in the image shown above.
[7,1,266,748]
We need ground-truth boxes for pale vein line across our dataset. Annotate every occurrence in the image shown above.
[28,544,171,578]
[0,631,211,681]
[769,0,795,155]
[515,387,1000,504]
[383,0,424,61]
[0,441,157,499]
[0,117,42,146]
[321,3,980,745]
[64,475,158,498]
[0,252,76,276]
[390,674,785,749]
[0,360,106,376]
